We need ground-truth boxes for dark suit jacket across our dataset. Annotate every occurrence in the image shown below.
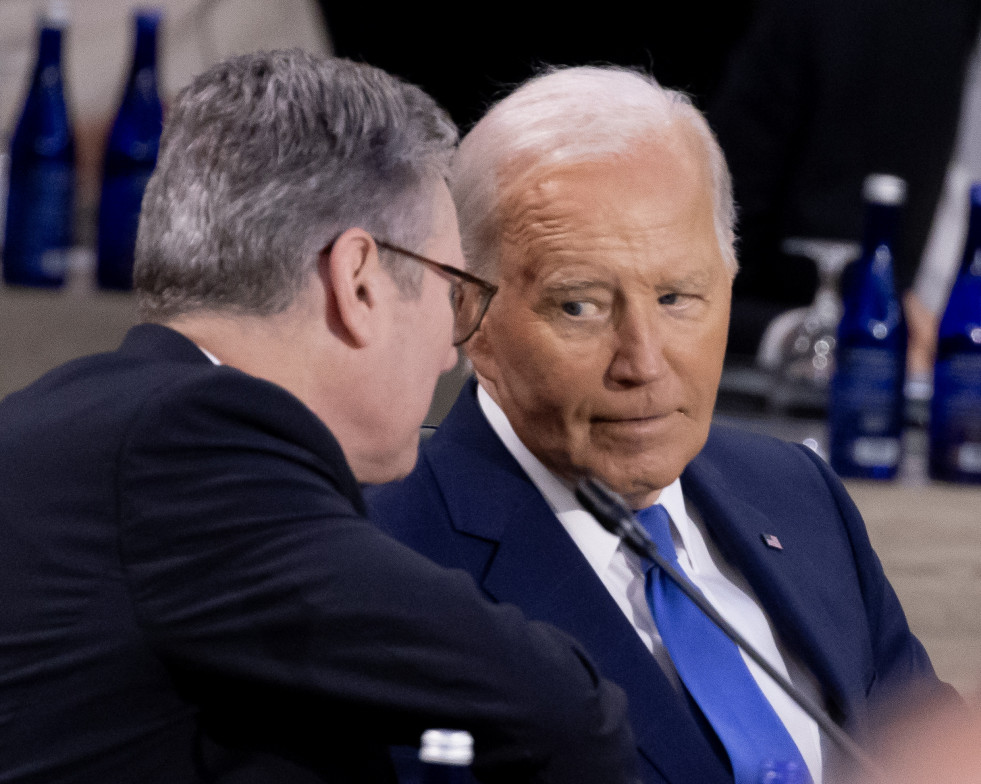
[0,325,635,784]
[367,378,948,784]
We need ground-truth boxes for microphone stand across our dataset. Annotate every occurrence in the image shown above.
[574,476,886,783]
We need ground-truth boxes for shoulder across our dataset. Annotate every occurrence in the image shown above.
[134,363,330,447]
[129,364,356,493]
[691,424,888,592]
[70,325,363,516]
[696,422,841,493]
[689,422,867,543]
[365,381,522,563]
[695,422,833,491]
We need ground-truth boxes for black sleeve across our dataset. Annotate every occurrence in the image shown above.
[116,370,637,783]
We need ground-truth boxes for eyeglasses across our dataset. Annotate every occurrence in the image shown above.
[376,239,498,346]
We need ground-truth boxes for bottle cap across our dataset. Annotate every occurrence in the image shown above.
[863,173,907,206]
[419,729,474,766]
[42,0,70,28]
[134,7,163,24]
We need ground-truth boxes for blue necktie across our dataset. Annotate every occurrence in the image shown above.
[636,504,812,784]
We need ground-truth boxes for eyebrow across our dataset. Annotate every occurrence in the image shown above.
[656,270,714,290]
[540,279,612,292]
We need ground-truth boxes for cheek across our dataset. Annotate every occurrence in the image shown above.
[492,326,595,416]
[671,320,728,403]
[506,386,598,481]
[489,331,602,463]
[502,365,579,432]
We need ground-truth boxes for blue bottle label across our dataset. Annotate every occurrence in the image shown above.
[3,159,73,285]
[830,346,904,474]
[931,353,981,479]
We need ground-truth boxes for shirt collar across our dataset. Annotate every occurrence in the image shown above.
[197,344,222,365]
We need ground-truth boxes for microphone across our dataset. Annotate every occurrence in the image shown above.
[574,476,884,781]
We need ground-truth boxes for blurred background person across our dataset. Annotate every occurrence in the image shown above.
[708,0,981,367]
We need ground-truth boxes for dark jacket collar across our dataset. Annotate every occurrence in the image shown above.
[117,323,213,364]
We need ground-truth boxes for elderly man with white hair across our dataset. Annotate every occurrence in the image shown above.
[368,66,952,784]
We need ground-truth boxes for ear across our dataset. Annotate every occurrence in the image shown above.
[463,311,500,385]
[317,229,389,349]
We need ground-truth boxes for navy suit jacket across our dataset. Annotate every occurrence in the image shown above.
[0,326,635,784]
[367,378,948,784]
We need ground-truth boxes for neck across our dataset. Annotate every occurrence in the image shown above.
[167,309,316,401]
[164,303,392,484]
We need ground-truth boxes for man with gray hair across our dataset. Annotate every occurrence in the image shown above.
[0,51,637,783]
[369,66,951,784]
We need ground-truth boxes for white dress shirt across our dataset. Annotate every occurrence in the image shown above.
[477,384,825,783]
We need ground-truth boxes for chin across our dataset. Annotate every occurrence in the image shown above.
[616,479,670,510]
[592,461,684,508]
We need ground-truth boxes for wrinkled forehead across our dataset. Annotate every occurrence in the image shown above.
[492,130,715,271]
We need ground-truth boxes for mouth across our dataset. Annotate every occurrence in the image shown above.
[592,411,676,425]
[590,411,679,438]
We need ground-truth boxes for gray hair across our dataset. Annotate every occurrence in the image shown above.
[134,49,458,321]
[451,65,737,280]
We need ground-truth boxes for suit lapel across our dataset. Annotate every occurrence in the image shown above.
[682,445,868,730]
[424,381,732,784]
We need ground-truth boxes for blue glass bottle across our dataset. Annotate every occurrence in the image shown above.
[2,4,75,288]
[96,9,163,291]
[829,174,908,479]
[929,182,981,483]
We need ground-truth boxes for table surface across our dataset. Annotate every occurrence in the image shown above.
[845,479,981,696]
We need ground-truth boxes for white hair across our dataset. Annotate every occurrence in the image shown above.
[451,65,737,280]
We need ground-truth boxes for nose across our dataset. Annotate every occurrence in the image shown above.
[607,305,667,386]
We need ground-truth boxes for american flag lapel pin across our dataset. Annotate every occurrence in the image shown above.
[761,533,784,551]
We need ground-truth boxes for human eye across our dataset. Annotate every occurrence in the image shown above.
[537,277,615,328]
[658,283,705,308]
[561,300,601,318]
[657,287,708,318]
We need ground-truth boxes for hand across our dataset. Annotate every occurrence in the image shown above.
[902,290,939,378]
